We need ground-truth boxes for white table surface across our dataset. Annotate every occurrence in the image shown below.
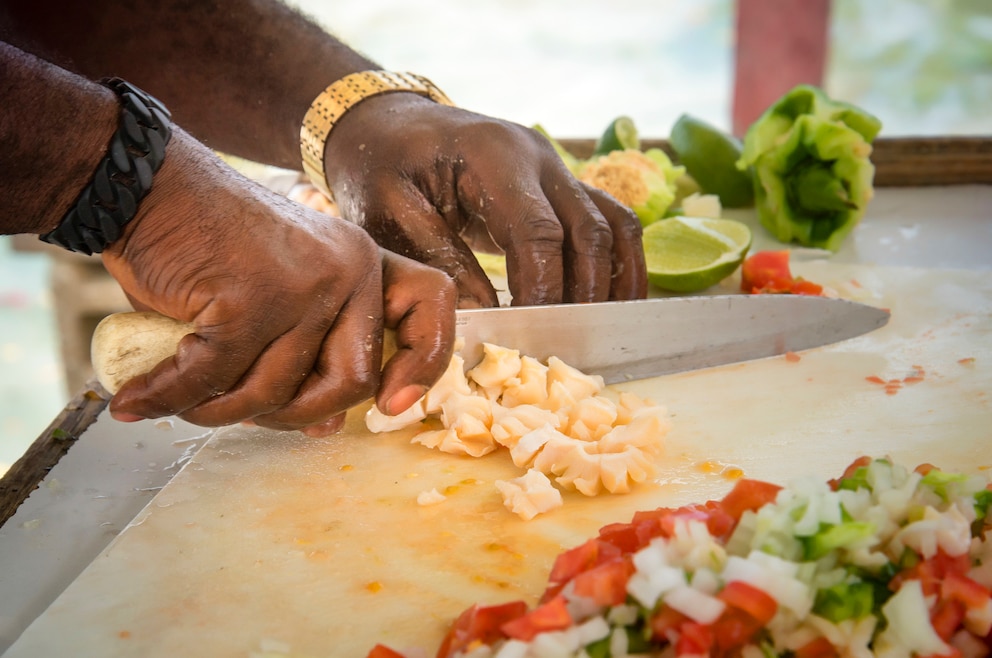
[0,184,989,653]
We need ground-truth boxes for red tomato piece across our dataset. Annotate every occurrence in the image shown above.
[930,598,966,642]
[891,550,973,598]
[719,479,783,522]
[500,595,573,642]
[718,581,778,625]
[741,250,794,294]
[675,621,714,657]
[790,278,824,296]
[434,601,529,658]
[571,557,635,607]
[598,520,649,554]
[741,250,825,296]
[650,605,691,643]
[547,538,621,586]
[794,636,839,658]
[712,608,765,653]
[366,644,407,658]
[942,573,992,611]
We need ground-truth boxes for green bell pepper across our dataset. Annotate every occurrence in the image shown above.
[737,85,883,251]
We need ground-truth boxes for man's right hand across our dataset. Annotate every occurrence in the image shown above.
[101,128,457,437]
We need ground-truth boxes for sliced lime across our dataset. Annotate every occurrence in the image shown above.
[642,217,752,292]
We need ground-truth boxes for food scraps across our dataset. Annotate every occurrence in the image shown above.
[740,250,825,296]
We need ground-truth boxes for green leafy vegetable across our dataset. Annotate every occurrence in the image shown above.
[737,84,883,251]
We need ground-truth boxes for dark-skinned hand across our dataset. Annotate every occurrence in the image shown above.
[322,93,648,308]
[101,127,457,437]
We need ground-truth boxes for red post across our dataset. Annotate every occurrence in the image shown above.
[731,0,832,137]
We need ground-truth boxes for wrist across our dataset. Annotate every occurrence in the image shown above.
[40,78,173,255]
[299,71,453,200]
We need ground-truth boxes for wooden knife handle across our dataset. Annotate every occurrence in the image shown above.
[90,312,195,394]
[91,312,400,395]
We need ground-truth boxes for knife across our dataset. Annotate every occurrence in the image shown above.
[455,295,889,384]
[91,296,889,394]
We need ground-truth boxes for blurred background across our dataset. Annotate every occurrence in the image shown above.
[2,0,990,474]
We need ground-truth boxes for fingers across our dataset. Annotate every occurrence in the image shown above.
[375,251,458,416]
[582,184,648,300]
[363,182,499,309]
[539,170,616,303]
[109,304,296,421]
[245,275,385,431]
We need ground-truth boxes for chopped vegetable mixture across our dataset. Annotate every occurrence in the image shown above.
[368,458,992,658]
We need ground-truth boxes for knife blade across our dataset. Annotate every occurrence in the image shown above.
[90,295,889,394]
[454,295,890,384]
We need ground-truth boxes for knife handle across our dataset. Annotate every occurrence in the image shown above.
[90,312,194,394]
[90,312,400,395]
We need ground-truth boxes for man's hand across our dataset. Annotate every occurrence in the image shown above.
[323,93,648,308]
[101,128,457,437]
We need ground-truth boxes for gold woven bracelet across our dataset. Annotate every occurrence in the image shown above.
[299,71,454,199]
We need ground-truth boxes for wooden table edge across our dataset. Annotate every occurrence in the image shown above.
[0,379,111,527]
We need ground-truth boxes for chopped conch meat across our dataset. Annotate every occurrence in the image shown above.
[416,488,447,506]
[365,342,671,518]
[494,469,564,521]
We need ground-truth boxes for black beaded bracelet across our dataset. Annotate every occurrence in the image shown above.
[40,77,172,255]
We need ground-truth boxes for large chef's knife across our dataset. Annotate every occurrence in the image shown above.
[455,295,888,384]
[91,295,889,394]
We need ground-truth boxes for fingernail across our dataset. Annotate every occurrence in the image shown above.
[385,384,428,416]
[110,411,145,423]
[302,415,346,438]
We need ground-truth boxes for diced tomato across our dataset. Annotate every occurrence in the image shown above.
[547,538,621,586]
[698,501,739,542]
[794,636,839,658]
[366,644,407,658]
[650,605,691,643]
[740,250,825,296]
[571,557,635,607]
[693,582,779,653]
[942,573,992,611]
[434,600,529,658]
[500,595,572,642]
[630,507,679,542]
[675,621,713,657]
[930,598,967,642]
[598,520,651,554]
[891,550,973,597]
[719,479,782,522]
[718,581,778,625]
[712,608,764,653]
[741,250,794,294]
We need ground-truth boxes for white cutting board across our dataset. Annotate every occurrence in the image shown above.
[5,261,991,658]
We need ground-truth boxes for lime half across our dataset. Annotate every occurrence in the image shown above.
[643,217,752,292]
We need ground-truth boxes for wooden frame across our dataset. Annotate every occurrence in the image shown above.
[559,136,992,187]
